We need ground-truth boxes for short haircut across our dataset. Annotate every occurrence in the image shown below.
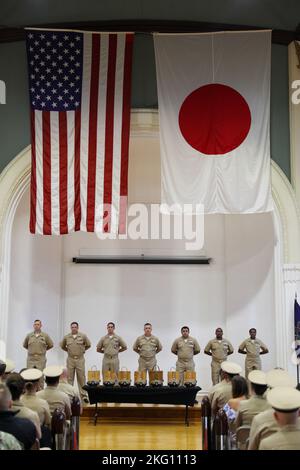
[231,375,249,399]
[249,328,257,333]
[181,326,190,332]
[6,373,25,400]
[216,327,223,332]
[144,323,152,327]
[252,383,268,396]
[34,319,41,323]
[107,322,115,328]
[0,384,11,411]
[45,376,60,386]
[71,322,79,327]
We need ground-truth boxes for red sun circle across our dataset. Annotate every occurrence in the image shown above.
[178,83,251,155]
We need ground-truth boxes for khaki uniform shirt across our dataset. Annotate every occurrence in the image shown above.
[21,392,51,427]
[235,395,270,428]
[259,423,300,450]
[37,385,71,419]
[58,380,80,403]
[211,381,233,415]
[171,336,201,361]
[60,332,91,357]
[239,338,267,358]
[23,331,53,355]
[12,400,41,439]
[208,379,227,403]
[204,338,234,362]
[97,334,127,357]
[133,335,162,360]
[248,408,279,450]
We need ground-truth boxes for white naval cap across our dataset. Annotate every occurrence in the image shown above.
[20,368,43,381]
[266,369,296,388]
[4,359,15,373]
[267,387,300,411]
[248,370,267,385]
[43,365,63,378]
[221,361,242,375]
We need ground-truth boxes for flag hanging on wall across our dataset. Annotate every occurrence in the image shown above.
[26,29,133,235]
[154,31,272,213]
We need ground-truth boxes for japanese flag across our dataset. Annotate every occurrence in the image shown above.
[154,31,272,213]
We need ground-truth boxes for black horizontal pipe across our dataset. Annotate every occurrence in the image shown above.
[72,257,211,265]
[0,20,299,44]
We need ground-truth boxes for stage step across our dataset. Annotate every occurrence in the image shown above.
[82,403,201,422]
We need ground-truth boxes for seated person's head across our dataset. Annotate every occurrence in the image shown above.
[6,373,25,400]
[231,375,249,399]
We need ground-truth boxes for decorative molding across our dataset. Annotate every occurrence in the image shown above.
[271,160,300,263]
[282,264,300,283]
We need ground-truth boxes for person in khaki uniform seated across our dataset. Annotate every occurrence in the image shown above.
[6,372,41,440]
[259,387,300,450]
[37,366,71,419]
[60,322,91,403]
[249,369,296,450]
[235,370,270,429]
[133,323,162,379]
[238,328,269,378]
[20,368,51,427]
[211,361,242,417]
[171,326,201,385]
[204,328,234,385]
[20,368,52,448]
[23,320,54,371]
[96,322,127,376]
[58,368,82,412]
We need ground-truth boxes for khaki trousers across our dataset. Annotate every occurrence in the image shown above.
[67,356,87,399]
[211,360,223,385]
[102,356,120,375]
[245,357,262,379]
[176,359,195,385]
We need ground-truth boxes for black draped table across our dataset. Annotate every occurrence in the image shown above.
[83,385,201,426]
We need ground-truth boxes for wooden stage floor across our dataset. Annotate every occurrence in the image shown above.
[79,418,202,450]
[80,403,202,450]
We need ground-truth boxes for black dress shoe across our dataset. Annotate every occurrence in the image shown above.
[83,397,89,403]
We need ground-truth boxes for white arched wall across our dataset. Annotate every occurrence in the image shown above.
[0,110,299,387]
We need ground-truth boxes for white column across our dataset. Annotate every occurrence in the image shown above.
[288,41,300,200]
[282,264,300,376]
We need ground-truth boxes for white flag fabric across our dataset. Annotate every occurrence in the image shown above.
[154,31,272,213]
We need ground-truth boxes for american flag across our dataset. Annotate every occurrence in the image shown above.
[26,29,133,235]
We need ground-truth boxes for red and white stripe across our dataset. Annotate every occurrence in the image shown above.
[30,32,133,235]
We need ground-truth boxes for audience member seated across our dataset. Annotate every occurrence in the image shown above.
[6,373,41,440]
[234,370,270,429]
[21,368,52,447]
[259,387,300,450]
[0,383,36,449]
[211,362,242,417]
[58,368,82,412]
[249,369,297,450]
[37,366,71,419]
[223,375,249,421]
